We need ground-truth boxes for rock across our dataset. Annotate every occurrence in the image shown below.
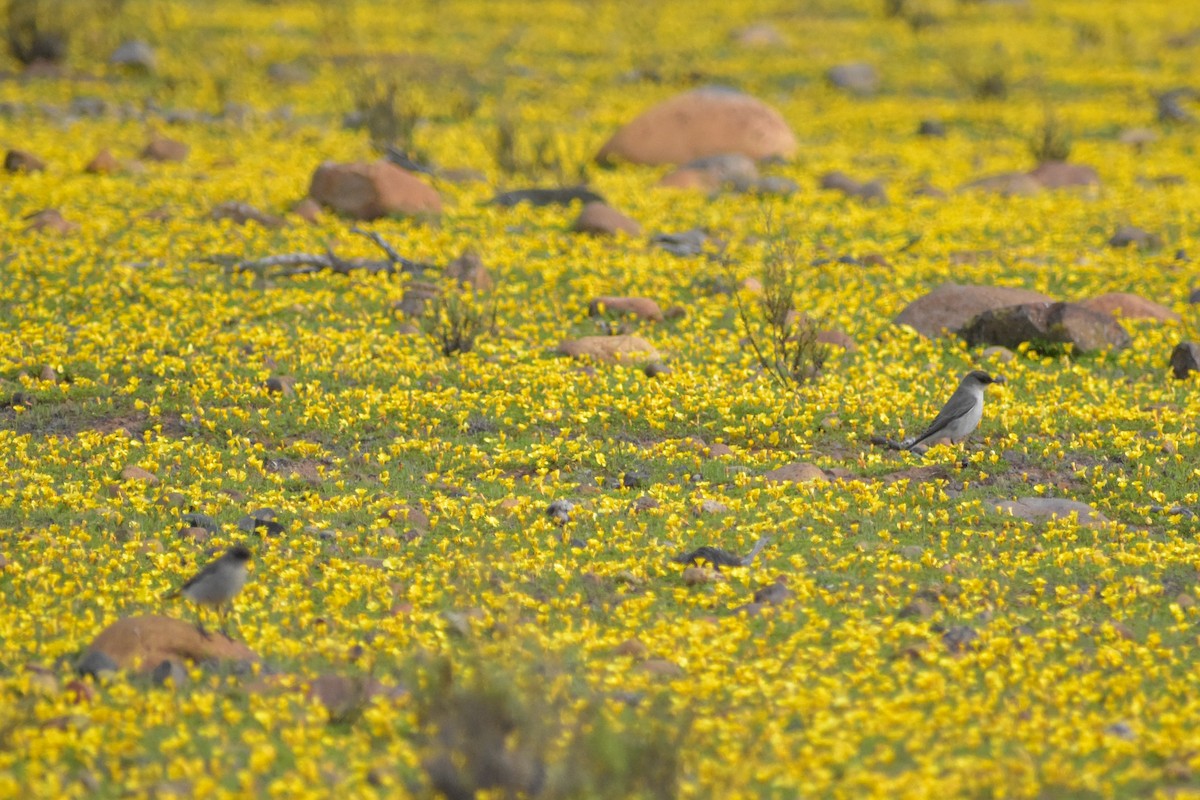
[141,136,189,162]
[957,171,1042,197]
[571,202,642,236]
[817,329,857,351]
[1170,342,1200,379]
[753,578,792,605]
[23,208,77,235]
[546,499,574,525]
[731,22,787,48]
[752,175,799,195]
[694,499,728,515]
[595,86,797,165]
[444,250,492,291]
[893,283,1054,339]
[588,297,663,321]
[764,462,828,484]
[1028,161,1100,190]
[1117,127,1158,148]
[84,148,119,174]
[307,674,394,721]
[308,160,442,220]
[39,365,58,382]
[911,182,949,199]
[643,361,671,378]
[211,201,286,229]
[121,465,158,483]
[264,375,295,396]
[990,497,1108,525]
[637,659,684,677]
[1080,292,1180,322]
[1108,225,1162,250]
[292,197,322,223]
[489,186,604,208]
[556,335,660,363]
[960,301,1131,354]
[82,615,257,673]
[897,598,935,619]
[819,171,887,203]
[941,626,980,654]
[5,149,45,172]
[613,638,648,658]
[981,346,1016,363]
[109,40,155,72]
[150,659,189,687]
[651,228,715,257]
[826,62,880,95]
[267,61,313,85]
[683,566,720,585]
[75,650,118,679]
[918,119,947,137]
[659,153,759,192]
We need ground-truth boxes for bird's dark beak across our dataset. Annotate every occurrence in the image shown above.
[992,375,1007,385]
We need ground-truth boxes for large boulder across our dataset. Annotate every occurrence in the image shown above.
[596,87,797,165]
[80,615,257,674]
[1080,292,1180,322]
[960,301,1131,354]
[308,160,442,220]
[893,283,1054,338]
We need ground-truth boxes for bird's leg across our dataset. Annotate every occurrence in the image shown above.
[194,607,212,640]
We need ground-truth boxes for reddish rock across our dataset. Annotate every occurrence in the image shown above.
[444,250,492,291]
[960,302,1131,354]
[23,208,77,235]
[595,87,797,165]
[211,201,286,229]
[308,160,442,220]
[1081,292,1179,322]
[1028,161,1100,190]
[731,22,787,48]
[957,171,1042,197]
[764,462,828,484]
[84,148,119,174]
[556,335,660,363]
[571,202,642,236]
[141,136,189,162]
[613,638,649,658]
[292,197,322,224]
[893,283,1054,339]
[5,149,46,172]
[819,171,887,203]
[121,465,159,483]
[83,615,257,673]
[588,296,664,321]
[659,153,758,192]
[817,329,857,351]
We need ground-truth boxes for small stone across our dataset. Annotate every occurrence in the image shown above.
[636,659,684,677]
[981,346,1016,363]
[1108,225,1161,250]
[75,650,118,679]
[571,202,642,236]
[683,566,720,585]
[5,149,45,173]
[265,375,296,396]
[629,495,659,513]
[151,659,188,687]
[898,598,935,619]
[694,499,729,515]
[1170,342,1200,379]
[211,201,287,229]
[109,40,156,72]
[178,526,209,543]
[121,465,158,484]
[84,148,120,174]
[445,250,492,292]
[918,119,946,137]
[764,462,828,484]
[941,625,980,654]
[39,365,58,382]
[24,209,77,235]
[589,296,663,321]
[292,197,322,223]
[141,136,189,162]
[644,362,671,378]
[613,638,648,658]
[826,62,880,95]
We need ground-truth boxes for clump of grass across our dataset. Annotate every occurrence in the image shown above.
[732,230,831,391]
[948,45,1011,100]
[494,114,588,184]
[351,72,424,154]
[1029,108,1073,163]
[421,278,497,357]
[413,654,691,800]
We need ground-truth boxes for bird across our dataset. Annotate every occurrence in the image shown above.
[673,537,771,571]
[904,370,1005,451]
[164,545,252,639]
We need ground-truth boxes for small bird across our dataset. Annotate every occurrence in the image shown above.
[164,545,252,638]
[904,370,1005,451]
[674,537,771,571]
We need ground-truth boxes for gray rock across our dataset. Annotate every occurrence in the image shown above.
[652,228,712,257]
[893,283,1054,339]
[826,63,880,95]
[76,649,118,679]
[960,301,1131,355]
[990,497,1107,524]
[109,40,156,72]
[151,659,189,687]
[1171,342,1200,379]
[1108,225,1162,250]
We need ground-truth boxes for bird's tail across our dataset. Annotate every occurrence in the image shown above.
[745,537,771,564]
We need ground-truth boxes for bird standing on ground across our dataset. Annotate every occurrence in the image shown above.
[164,545,252,638]
[674,537,772,571]
[904,370,1005,451]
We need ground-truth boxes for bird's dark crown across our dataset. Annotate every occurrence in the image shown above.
[227,545,253,562]
[965,370,1005,385]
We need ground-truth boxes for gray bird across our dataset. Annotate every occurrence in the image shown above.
[165,545,252,638]
[904,370,1005,451]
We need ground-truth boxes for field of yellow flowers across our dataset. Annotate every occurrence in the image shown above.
[2,0,1200,796]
